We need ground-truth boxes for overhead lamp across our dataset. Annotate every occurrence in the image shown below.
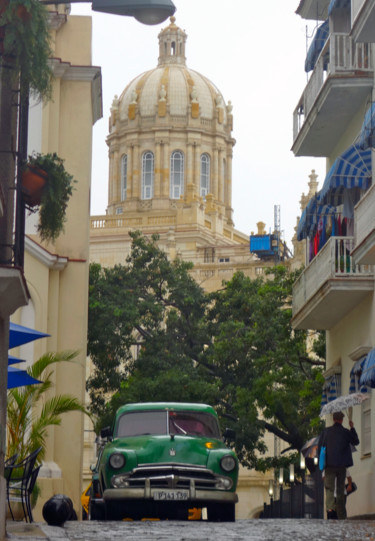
[91,0,176,24]
[41,0,176,25]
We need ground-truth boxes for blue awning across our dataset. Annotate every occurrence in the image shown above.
[328,0,350,15]
[9,322,49,349]
[305,20,329,72]
[349,357,368,394]
[7,366,42,389]
[297,196,336,240]
[318,144,372,206]
[321,374,340,407]
[359,348,375,388]
[357,103,375,150]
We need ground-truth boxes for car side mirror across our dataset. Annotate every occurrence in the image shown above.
[100,426,112,440]
[223,428,236,441]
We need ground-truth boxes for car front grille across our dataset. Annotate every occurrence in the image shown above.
[118,463,217,490]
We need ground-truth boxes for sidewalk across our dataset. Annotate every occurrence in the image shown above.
[6,521,68,540]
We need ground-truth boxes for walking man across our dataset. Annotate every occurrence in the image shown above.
[319,411,359,520]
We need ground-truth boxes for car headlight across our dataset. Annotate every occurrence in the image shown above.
[109,453,125,469]
[220,454,236,472]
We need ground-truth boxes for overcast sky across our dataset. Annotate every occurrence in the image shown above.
[71,0,325,248]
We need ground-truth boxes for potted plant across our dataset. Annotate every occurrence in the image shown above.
[0,0,53,100]
[23,152,77,243]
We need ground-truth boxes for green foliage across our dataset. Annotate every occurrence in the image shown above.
[7,351,90,463]
[87,233,325,470]
[0,0,53,100]
[27,152,76,242]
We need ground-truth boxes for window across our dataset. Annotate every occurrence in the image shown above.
[219,258,230,263]
[204,248,215,263]
[142,151,154,200]
[121,155,127,200]
[170,151,184,199]
[115,207,123,215]
[200,154,210,198]
[362,394,371,456]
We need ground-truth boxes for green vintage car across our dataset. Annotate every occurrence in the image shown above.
[94,402,239,521]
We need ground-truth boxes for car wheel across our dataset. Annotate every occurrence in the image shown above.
[207,503,235,522]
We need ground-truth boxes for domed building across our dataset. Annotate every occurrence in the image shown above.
[89,17,268,292]
[88,18,290,518]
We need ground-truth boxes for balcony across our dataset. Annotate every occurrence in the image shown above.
[292,33,373,157]
[352,183,375,265]
[295,0,329,21]
[351,0,375,43]
[292,236,374,330]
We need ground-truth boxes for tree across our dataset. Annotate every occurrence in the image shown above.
[7,351,89,463]
[87,233,325,469]
[87,230,210,415]
[200,267,325,470]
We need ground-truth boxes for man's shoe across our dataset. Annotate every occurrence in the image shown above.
[327,509,338,519]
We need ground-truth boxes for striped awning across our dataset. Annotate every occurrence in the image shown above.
[297,196,336,240]
[305,20,329,72]
[318,144,372,206]
[349,357,368,394]
[321,374,340,408]
[359,348,375,388]
[328,0,350,15]
[357,103,375,150]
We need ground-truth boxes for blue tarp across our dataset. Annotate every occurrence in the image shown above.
[357,103,375,150]
[305,20,329,72]
[318,144,372,206]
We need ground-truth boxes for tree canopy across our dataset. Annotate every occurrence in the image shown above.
[87,231,325,470]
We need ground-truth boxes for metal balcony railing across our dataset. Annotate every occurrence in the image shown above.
[293,236,374,315]
[293,33,372,141]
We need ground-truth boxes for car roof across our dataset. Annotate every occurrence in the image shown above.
[115,402,218,417]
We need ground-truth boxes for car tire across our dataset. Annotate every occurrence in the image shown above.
[89,500,105,521]
[206,503,235,522]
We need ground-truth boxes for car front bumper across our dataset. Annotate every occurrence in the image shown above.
[103,486,238,504]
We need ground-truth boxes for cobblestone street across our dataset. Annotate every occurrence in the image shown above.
[7,519,375,541]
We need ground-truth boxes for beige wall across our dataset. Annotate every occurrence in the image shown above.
[11,12,99,519]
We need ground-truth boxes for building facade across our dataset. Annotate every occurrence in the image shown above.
[10,6,101,520]
[293,0,375,517]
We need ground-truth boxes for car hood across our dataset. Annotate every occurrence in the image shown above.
[107,435,226,467]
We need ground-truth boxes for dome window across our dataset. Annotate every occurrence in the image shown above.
[121,154,127,200]
[170,150,184,199]
[200,153,210,199]
[142,151,154,200]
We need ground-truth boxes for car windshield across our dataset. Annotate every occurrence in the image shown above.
[116,410,221,439]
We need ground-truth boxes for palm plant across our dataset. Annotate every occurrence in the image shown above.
[6,351,90,463]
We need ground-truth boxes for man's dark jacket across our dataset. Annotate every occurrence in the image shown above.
[319,422,359,468]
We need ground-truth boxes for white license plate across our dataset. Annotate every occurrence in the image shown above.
[153,490,189,501]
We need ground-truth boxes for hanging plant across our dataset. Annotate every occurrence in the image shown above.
[0,0,53,100]
[24,153,77,243]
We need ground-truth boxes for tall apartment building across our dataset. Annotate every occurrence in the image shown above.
[293,0,375,517]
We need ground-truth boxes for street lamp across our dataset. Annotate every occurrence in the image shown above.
[300,453,306,518]
[268,479,274,518]
[40,0,176,24]
[279,468,284,518]
[289,463,295,518]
